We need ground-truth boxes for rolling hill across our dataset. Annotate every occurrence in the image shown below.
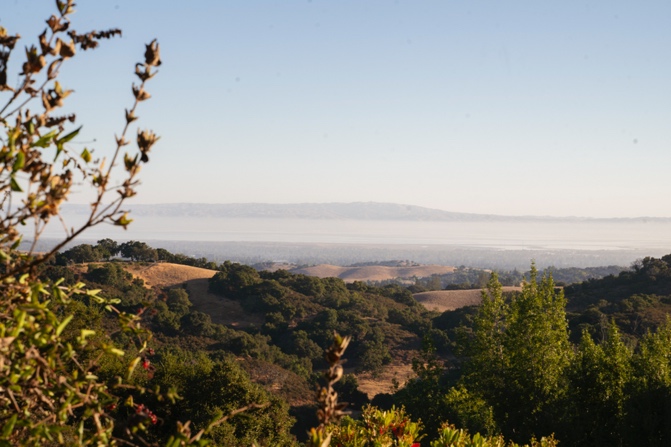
[413,287,522,313]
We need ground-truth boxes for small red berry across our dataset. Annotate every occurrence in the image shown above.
[142,358,150,370]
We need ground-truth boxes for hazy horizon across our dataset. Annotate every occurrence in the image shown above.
[7,2,671,219]
[49,208,671,252]
[63,201,671,220]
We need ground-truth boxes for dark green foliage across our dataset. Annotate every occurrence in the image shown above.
[276,330,323,366]
[209,265,433,375]
[396,268,574,443]
[387,307,432,336]
[393,260,671,446]
[623,319,671,446]
[86,262,130,287]
[334,374,370,409]
[564,254,671,340]
[156,247,174,262]
[461,268,572,442]
[355,327,392,374]
[95,238,119,260]
[56,243,103,264]
[152,300,182,332]
[119,240,158,261]
[150,348,297,446]
[166,287,192,316]
[38,264,79,285]
[181,310,216,337]
[566,323,632,446]
[379,283,419,307]
[439,384,498,436]
[281,273,326,297]
[394,338,455,439]
[85,262,153,308]
[565,255,671,309]
[208,261,262,296]
[154,247,219,269]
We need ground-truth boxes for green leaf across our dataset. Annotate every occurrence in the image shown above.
[56,314,73,337]
[10,236,22,250]
[114,212,133,228]
[57,126,81,145]
[9,176,22,192]
[80,147,91,163]
[109,347,125,357]
[1,414,17,439]
[80,329,96,339]
[127,356,141,379]
[32,130,57,148]
[12,151,24,172]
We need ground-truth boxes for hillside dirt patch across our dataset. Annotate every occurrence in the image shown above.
[414,287,522,313]
[356,363,415,399]
[292,264,456,283]
[353,337,420,399]
[124,263,262,328]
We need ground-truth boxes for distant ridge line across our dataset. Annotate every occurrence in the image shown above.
[60,202,671,222]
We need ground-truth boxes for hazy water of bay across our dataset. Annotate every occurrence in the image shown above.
[45,216,671,252]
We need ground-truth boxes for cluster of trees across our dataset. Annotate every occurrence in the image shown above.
[390,264,671,446]
[388,265,625,293]
[207,263,434,374]
[56,239,224,268]
[55,239,158,263]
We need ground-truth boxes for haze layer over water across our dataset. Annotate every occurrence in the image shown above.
[45,216,671,252]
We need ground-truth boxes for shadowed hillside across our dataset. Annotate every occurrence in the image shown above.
[125,262,263,328]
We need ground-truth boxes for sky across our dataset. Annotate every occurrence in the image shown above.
[4,1,671,218]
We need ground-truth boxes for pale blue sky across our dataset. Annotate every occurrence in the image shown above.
[4,1,671,217]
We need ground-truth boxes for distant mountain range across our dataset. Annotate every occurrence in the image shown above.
[59,202,671,223]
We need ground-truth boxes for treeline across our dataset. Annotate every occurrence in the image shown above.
[55,239,219,269]
[378,264,625,292]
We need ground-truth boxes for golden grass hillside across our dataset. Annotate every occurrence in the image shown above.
[413,286,522,313]
[124,262,218,288]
